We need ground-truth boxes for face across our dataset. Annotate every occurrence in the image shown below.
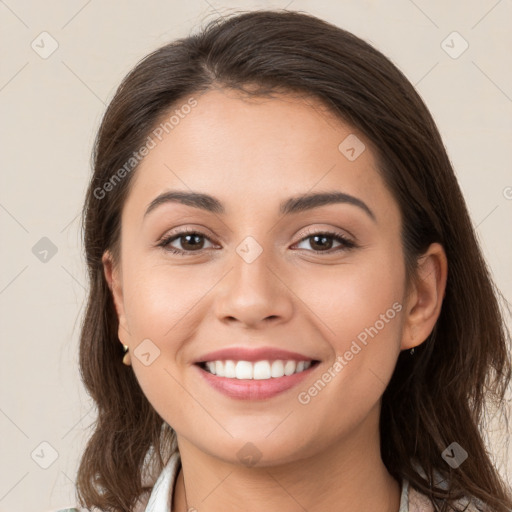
[105,88,411,466]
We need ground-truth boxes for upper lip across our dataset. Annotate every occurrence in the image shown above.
[194,346,319,363]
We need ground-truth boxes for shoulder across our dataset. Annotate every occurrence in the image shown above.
[47,508,96,512]
[49,509,91,512]
[409,485,489,512]
[406,462,492,512]
[49,509,85,512]
[49,503,146,512]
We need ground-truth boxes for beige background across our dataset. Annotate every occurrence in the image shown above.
[0,1,511,511]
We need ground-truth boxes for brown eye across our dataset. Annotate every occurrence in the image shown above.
[158,229,215,255]
[295,230,356,253]
[175,233,206,251]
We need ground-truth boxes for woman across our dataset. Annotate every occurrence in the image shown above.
[56,9,512,512]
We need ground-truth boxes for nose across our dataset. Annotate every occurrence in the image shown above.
[212,245,294,329]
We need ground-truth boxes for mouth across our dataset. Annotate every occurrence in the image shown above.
[193,346,321,399]
[196,359,320,380]
[194,357,321,400]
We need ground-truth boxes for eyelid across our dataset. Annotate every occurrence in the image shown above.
[292,227,357,252]
[157,225,358,255]
[157,226,218,250]
[295,226,355,244]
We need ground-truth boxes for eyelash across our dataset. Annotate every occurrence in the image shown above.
[157,227,357,256]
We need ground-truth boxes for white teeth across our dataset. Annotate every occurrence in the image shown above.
[253,361,271,380]
[284,360,296,376]
[235,361,253,379]
[224,360,236,378]
[270,360,284,377]
[215,361,224,377]
[202,359,314,379]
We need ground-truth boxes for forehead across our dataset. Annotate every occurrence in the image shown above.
[124,88,396,220]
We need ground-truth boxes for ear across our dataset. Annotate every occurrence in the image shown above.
[401,242,448,350]
[102,250,130,344]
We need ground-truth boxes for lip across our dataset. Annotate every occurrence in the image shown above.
[194,346,318,363]
[194,360,319,400]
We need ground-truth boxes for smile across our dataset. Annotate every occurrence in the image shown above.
[195,359,321,400]
[199,359,316,380]
[193,346,321,399]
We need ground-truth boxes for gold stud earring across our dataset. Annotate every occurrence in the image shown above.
[122,344,131,366]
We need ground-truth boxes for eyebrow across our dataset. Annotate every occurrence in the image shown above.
[144,190,376,222]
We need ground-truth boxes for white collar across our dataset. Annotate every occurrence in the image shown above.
[144,450,181,512]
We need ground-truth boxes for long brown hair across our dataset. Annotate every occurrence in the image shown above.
[76,9,512,512]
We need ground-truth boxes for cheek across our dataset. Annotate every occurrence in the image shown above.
[121,259,220,367]
[119,261,212,416]
[303,255,404,347]
[296,252,404,402]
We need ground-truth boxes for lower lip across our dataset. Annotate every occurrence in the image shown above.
[195,363,318,400]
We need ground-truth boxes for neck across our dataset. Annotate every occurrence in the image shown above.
[172,406,400,512]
